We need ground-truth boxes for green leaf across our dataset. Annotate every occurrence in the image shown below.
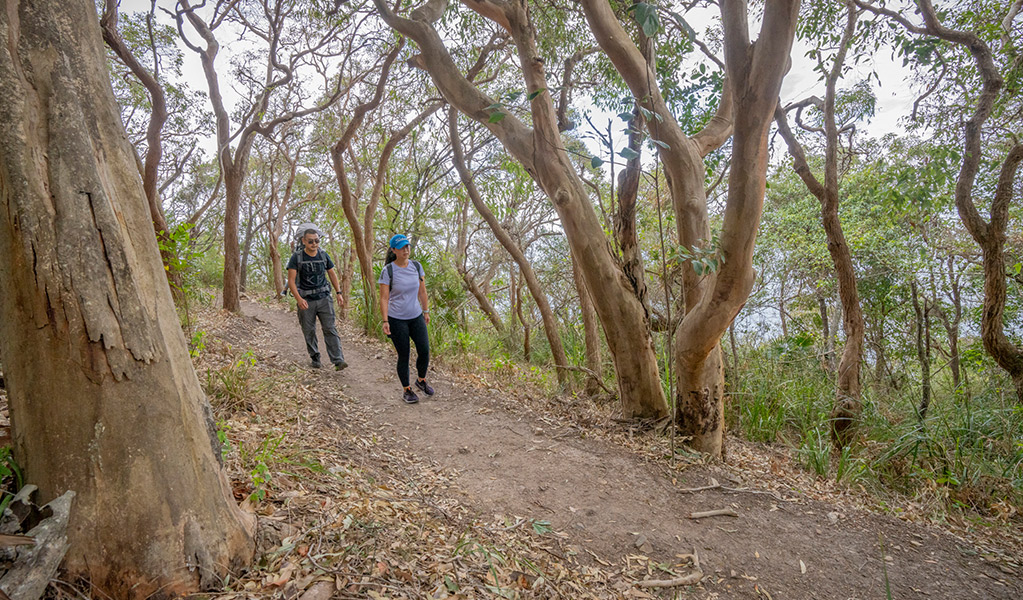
[618,111,635,122]
[531,519,553,534]
[618,147,640,160]
[634,2,660,37]
[488,111,506,123]
[528,88,546,100]
[668,10,696,40]
[486,102,504,110]
[590,156,604,169]
[651,139,669,149]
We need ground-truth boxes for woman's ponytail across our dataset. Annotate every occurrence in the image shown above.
[385,248,397,265]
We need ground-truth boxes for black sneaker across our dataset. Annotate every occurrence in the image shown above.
[310,359,322,369]
[335,360,348,371]
[415,379,435,396]
[402,388,419,404]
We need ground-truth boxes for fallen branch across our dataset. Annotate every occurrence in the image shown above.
[677,478,722,493]
[689,508,738,519]
[637,548,703,588]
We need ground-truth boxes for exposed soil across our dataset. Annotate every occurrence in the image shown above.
[230,298,1022,599]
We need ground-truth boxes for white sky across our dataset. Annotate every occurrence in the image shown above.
[118,1,916,168]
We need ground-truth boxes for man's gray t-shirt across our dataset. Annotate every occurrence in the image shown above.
[378,261,424,320]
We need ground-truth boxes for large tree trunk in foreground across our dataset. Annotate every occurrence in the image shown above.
[0,1,255,596]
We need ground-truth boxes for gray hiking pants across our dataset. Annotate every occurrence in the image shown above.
[298,296,344,365]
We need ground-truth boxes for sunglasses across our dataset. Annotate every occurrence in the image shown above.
[306,238,320,244]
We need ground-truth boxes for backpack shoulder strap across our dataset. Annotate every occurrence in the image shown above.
[387,263,394,291]
[412,260,423,279]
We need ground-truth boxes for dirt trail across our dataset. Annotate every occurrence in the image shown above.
[241,300,1020,599]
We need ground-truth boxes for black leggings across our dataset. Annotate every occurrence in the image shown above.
[388,313,429,388]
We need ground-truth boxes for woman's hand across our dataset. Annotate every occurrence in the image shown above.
[382,322,391,336]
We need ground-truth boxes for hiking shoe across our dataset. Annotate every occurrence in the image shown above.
[335,360,348,371]
[415,379,435,396]
[402,388,419,404]
[310,359,322,369]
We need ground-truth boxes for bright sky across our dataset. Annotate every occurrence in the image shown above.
[118,1,916,167]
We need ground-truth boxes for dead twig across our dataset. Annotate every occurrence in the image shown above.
[636,571,703,587]
[636,548,703,588]
[677,478,722,493]
[689,508,738,519]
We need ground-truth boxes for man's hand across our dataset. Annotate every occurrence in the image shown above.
[297,297,309,310]
[335,293,345,307]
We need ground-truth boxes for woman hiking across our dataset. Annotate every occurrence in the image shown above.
[378,234,434,404]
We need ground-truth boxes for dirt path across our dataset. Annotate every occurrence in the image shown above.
[240,300,1020,599]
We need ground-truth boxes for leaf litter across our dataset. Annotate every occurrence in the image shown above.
[194,304,694,599]
[187,299,1023,598]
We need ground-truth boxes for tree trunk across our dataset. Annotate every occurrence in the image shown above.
[375,0,669,419]
[0,1,254,596]
[340,246,354,320]
[775,1,863,446]
[779,270,788,338]
[614,106,650,316]
[239,200,256,293]
[270,239,284,296]
[943,256,963,392]
[450,111,568,385]
[578,0,799,452]
[818,291,834,371]
[332,41,404,332]
[516,274,531,362]
[221,165,245,310]
[571,247,603,396]
[911,280,931,419]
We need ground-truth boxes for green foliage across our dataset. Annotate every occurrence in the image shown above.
[189,329,207,358]
[240,433,286,504]
[628,2,660,38]
[216,421,233,463]
[0,447,24,515]
[729,342,1023,515]
[204,351,260,409]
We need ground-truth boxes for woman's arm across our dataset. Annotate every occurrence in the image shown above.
[418,278,430,325]
[379,283,391,335]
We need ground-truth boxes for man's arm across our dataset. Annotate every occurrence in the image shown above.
[287,269,307,310]
[327,268,344,306]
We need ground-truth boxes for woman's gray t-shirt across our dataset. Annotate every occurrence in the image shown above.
[378,261,424,320]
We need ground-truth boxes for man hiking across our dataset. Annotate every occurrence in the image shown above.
[286,228,348,370]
